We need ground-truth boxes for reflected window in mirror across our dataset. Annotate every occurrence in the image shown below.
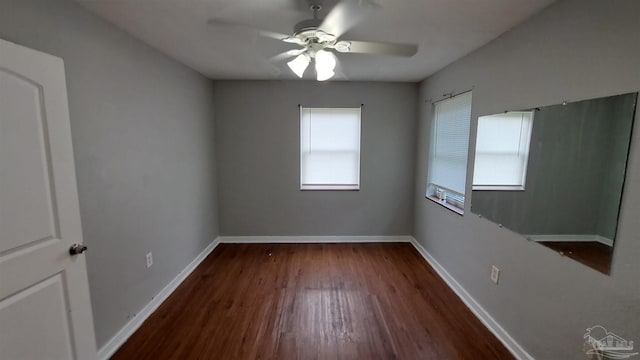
[426,91,473,214]
[473,111,534,191]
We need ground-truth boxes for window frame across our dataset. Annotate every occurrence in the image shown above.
[299,106,362,191]
[425,91,473,215]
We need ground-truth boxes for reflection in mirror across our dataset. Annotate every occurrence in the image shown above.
[473,111,534,191]
[471,92,637,274]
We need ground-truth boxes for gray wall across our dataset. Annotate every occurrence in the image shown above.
[0,0,219,349]
[471,94,636,240]
[215,81,417,236]
[414,0,640,358]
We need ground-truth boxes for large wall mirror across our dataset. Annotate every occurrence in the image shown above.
[471,92,637,274]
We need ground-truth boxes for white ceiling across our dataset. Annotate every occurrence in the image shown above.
[77,0,555,82]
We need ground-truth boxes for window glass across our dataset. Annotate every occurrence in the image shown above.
[300,107,361,190]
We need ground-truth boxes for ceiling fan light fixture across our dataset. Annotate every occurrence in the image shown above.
[314,49,336,81]
[316,69,335,81]
[287,53,310,78]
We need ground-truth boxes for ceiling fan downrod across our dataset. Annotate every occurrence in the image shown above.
[310,4,321,19]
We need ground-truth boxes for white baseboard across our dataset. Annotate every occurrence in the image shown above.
[409,238,534,360]
[527,233,613,246]
[595,235,614,246]
[218,235,413,243]
[97,237,221,360]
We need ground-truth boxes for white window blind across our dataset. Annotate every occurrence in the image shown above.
[473,111,533,190]
[426,92,472,206]
[300,107,361,190]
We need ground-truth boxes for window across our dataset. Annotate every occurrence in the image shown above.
[472,111,534,190]
[300,107,361,190]
[426,92,472,213]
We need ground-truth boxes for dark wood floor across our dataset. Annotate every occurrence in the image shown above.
[113,243,513,359]
[540,241,613,274]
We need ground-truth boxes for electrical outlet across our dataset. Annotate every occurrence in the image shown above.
[490,265,500,284]
[146,252,153,268]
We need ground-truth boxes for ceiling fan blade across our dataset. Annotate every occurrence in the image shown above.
[318,0,380,38]
[259,31,303,44]
[270,48,307,62]
[281,36,307,46]
[335,40,418,57]
[206,18,295,43]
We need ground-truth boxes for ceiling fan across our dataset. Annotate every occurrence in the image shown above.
[209,0,418,81]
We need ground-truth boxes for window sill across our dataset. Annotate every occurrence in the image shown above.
[472,185,525,191]
[426,195,464,216]
[301,185,360,191]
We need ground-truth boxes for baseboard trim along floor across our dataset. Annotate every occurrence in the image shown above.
[98,235,532,360]
[218,235,413,243]
[97,238,221,360]
[409,238,533,360]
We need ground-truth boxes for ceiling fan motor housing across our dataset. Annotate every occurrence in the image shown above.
[293,18,337,46]
[294,18,322,35]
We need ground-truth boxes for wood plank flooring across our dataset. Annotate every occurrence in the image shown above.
[112,243,513,359]
[540,241,613,274]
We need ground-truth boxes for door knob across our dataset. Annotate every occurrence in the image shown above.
[69,244,88,255]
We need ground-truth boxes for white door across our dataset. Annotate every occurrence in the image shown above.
[0,39,97,359]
